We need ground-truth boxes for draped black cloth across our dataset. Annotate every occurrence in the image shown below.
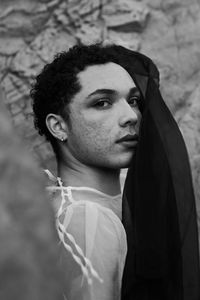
[107,46,200,300]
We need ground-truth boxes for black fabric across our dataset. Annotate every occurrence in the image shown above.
[114,47,200,300]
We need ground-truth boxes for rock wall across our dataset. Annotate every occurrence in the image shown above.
[0,0,200,212]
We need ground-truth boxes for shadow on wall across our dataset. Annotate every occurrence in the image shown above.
[0,87,64,300]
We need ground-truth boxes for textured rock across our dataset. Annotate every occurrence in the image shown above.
[9,29,77,81]
[0,38,25,55]
[179,85,200,160]
[11,46,44,78]
[0,1,50,37]
[0,0,199,213]
[177,84,200,252]
[139,1,200,116]
[31,28,76,63]
[0,55,8,82]
[106,30,141,50]
[76,23,104,44]
[104,0,149,32]
[0,88,63,300]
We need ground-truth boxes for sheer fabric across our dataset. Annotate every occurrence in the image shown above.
[47,180,127,300]
[104,46,200,300]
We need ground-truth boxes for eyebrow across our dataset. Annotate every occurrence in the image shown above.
[87,87,139,99]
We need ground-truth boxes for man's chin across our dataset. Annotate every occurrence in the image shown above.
[93,152,135,170]
[118,154,135,169]
[114,160,133,170]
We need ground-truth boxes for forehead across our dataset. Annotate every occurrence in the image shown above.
[77,62,136,95]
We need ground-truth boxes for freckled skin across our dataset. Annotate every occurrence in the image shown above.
[65,62,142,170]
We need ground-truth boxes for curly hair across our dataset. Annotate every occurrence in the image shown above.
[30,43,123,145]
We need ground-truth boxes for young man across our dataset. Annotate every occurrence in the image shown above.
[31,44,142,300]
[31,44,200,300]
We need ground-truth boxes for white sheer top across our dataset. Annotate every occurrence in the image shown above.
[46,174,127,300]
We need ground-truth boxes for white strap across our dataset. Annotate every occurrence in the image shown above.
[44,169,57,182]
[45,169,104,285]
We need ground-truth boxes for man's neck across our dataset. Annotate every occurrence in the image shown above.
[57,160,121,196]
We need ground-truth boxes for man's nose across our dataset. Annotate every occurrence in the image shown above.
[119,99,139,127]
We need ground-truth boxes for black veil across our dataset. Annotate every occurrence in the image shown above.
[108,46,200,300]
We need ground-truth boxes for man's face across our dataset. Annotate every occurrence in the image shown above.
[65,62,142,170]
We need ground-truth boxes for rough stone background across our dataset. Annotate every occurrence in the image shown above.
[0,0,200,236]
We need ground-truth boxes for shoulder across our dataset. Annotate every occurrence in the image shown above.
[59,200,126,257]
[65,201,124,240]
[56,198,127,295]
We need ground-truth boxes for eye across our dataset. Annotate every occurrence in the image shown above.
[128,96,140,107]
[94,99,111,108]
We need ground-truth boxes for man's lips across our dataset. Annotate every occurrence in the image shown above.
[116,134,139,143]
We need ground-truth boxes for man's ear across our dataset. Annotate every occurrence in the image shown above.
[46,113,68,142]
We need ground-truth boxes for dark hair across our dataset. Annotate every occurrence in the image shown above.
[31,43,123,145]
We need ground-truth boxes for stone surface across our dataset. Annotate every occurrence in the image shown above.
[0,1,50,38]
[178,85,200,245]
[140,1,200,115]
[0,38,25,55]
[0,88,63,300]
[76,23,104,44]
[0,0,199,216]
[31,28,76,63]
[104,0,149,32]
[179,85,200,160]
[106,30,141,50]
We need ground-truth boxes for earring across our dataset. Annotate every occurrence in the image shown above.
[60,137,66,142]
